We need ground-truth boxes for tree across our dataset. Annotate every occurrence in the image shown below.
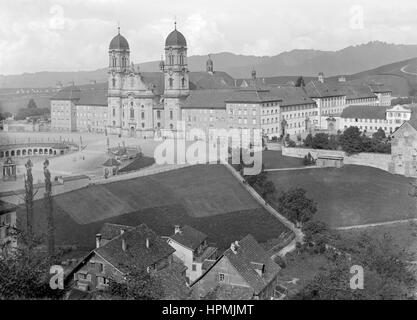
[24,159,34,245]
[303,152,315,166]
[27,99,37,109]
[293,233,415,300]
[372,127,386,142]
[245,165,276,201]
[295,76,305,88]
[311,133,330,150]
[276,188,317,227]
[303,134,314,148]
[339,126,363,154]
[106,267,164,300]
[43,159,55,258]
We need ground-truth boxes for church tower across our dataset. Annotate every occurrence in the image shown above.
[163,23,189,132]
[107,27,130,133]
[206,55,214,75]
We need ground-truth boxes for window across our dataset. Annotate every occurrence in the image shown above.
[181,77,185,87]
[218,273,225,282]
[112,78,116,87]
[192,264,197,271]
[169,78,173,88]
[130,108,134,118]
[157,110,161,119]
[170,110,173,120]
[141,112,145,120]
[112,108,116,117]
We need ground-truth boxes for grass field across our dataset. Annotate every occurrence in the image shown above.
[118,156,155,173]
[262,150,305,170]
[17,164,289,251]
[268,165,417,227]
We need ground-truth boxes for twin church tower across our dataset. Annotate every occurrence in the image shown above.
[107,24,191,137]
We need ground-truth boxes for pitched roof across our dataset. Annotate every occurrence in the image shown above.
[222,235,280,295]
[99,223,135,241]
[192,234,280,296]
[182,89,235,109]
[51,85,81,101]
[269,87,315,106]
[76,89,107,106]
[368,84,392,93]
[102,158,121,167]
[224,88,281,103]
[169,225,208,250]
[339,84,377,100]
[95,224,175,273]
[305,80,345,98]
[340,105,388,120]
[189,71,235,90]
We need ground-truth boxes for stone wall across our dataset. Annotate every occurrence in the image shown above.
[282,146,393,172]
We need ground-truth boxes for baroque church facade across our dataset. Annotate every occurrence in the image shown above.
[107,25,189,137]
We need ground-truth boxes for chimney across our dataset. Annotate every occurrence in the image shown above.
[174,225,182,234]
[95,233,102,249]
[230,241,239,254]
[120,229,125,235]
[146,238,150,249]
[122,238,127,251]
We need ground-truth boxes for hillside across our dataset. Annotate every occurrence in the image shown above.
[3,41,417,88]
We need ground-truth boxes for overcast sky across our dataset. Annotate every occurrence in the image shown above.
[1,0,417,75]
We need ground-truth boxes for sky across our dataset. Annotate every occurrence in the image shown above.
[1,0,417,75]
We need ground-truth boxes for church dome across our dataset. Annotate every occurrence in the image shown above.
[109,32,130,51]
[165,29,187,47]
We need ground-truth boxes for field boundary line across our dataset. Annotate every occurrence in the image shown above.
[334,218,417,230]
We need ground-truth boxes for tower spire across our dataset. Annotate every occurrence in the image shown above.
[117,21,120,34]
[174,16,177,30]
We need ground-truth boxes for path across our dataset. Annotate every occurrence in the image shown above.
[334,217,417,231]
[401,65,417,76]
[221,160,303,257]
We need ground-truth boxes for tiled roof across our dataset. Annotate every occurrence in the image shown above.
[165,29,187,47]
[155,262,190,300]
[222,235,280,295]
[340,105,388,120]
[182,89,235,109]
[305,80,345,98]
[51,85,81,101]
[339,84,377,100]
[169,225,207,250]
[102,158,121,167]
[95,224,175,273]
[109,33,130,51]
[76,89,107,106]
[368,84,392,93]
[99,223,135,241]
[224,88,281,103]
[189,71,235,90]
[269,87,315,106]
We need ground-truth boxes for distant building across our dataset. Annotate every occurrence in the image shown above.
[166,225,217,283]
[191,235,281,300]
[340,104,412,135]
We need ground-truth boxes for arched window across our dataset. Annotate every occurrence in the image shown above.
[170,110,173,120]
[130,108,134,118]
[112,56,117,67]
[168,54,174,65]
[169,78,173,88]
[141,112,145,120]
[170,123,174,130]
[181,78,185,87]
[112,78,116,87]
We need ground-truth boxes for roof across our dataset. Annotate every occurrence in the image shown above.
[0,200,17,215]
[109,33,130,51]
[95,224,175,273]
[340,105,388,120]
[169,225,207,250]
[102,158,121,167]
[269,87,315,106]
[99,223,135,241]
[305,80,345,98]
[51,85,81,101]
[193,234,280,296]
[76,89,107,106]
[224,88,282,104]
[165,29,187,47]
[154,262,190,300]
[182,89,235,110]
[368,84,392,93]
[339,84,377,100]
[189,71,235,90]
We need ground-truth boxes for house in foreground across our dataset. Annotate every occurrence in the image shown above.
[166,225,217,283]
[67,223,188,298]
[191,234,281,300]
